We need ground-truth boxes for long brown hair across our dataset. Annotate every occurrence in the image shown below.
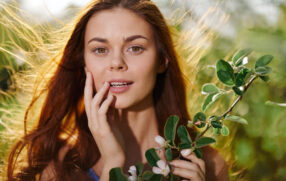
[7,0,190,180]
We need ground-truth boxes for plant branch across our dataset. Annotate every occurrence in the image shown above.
[196,75,258,140]
[222,75,257,117]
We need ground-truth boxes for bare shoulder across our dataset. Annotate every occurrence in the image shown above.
[39,144,71,181]
[201,146,229,181]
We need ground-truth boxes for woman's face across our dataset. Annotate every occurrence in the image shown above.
[84,8,164,110]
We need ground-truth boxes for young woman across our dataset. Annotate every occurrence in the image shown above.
[7,0,228,180]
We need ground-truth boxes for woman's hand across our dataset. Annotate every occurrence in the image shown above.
[84,71,125,177]
[170,150,206,181]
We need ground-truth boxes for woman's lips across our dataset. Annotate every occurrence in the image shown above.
[108,80,133,94]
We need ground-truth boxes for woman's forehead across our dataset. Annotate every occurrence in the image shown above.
[85,8,153,42]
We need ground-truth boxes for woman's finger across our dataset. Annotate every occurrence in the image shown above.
[181,151,206,174]
[170,159,202,173]
[97,94,114,126]
[172,167,204,181]
[84,71,93,116]
[91,81,110,109]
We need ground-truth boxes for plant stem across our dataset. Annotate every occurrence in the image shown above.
[195,75,258,140]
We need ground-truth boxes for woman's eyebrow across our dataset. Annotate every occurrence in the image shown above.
[87,35,148,44]
[125,35,148,42]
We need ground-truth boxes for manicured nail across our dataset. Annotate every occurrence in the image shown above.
[181,149,192,157]
[104,81,109,87]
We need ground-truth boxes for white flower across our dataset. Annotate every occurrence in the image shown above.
[152,160,170,177]
[128,165,137,181]
[154,135,165,148]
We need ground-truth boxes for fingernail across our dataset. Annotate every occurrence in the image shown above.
[104,81,109,86]
[181,149,192,157]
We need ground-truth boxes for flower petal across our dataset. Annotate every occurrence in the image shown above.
[155,135,165,147]
[157,160,166,169]
[152,166,162,174]
[162,168,170,177]
[128,175,137,181]
[128,165,136,174]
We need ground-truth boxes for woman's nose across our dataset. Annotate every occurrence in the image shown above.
[109,53,127,71]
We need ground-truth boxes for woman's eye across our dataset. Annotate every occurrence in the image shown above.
[128,46,144,54]
[93,48,108,54]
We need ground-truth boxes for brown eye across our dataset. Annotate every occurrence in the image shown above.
[128,46,144,54]
[93,48,108,54]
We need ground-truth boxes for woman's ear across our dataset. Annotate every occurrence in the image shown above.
[157,58,169,73]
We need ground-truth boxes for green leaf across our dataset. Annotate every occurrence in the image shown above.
[202,92,223,111]
[169,173,180,181]
[135,163,144,176]
[232,48,252,66]
[235,68,251,87]
[193,112,206,122]
[225,115,248,125]
[109,167,128,181]
[194,148,203,158]
[178,143,192,150]
[202,83,219,94]
[216,59,235,86]
[232,86,244,96]
[255,66,272,75]
[177,125,192,145]
[165,148,173,161]
[196,137,216,148]
[211,121,222,128]
[260,75,270,82]
[213,127,221,135]
[221,125,229,136]
[149,174,163,181]
[142,171,153,180]
[255,55,273,68]
[164,115,179,145]
[145,148,160,167]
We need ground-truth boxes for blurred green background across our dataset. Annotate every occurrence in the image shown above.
[0,0,286,180]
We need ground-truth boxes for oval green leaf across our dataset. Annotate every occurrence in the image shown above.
[164,115,179,145]
[177,125,192,145]
[202,83,219,94]
[255,55,273,68]
[221,125,229,136]
[135,163,144,176]
[145,148,160,167]
[211,121,222,129]
[178,143,192,150]
[109,168,128,181]
[260,75,270,82]
[196,137,216,148]
[232,48,252,66]
[194,148,203,158]
[193,112,206,122]
[216,59,235,86]
[235,68,251,87]
[165,148,173,161]
[225,115,248,125]
[255,66,272,75]
[232,86,244,96]
[213,127,221,135]
[142,171,153,180]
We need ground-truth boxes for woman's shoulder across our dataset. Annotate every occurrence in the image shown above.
[201,146,229,181]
